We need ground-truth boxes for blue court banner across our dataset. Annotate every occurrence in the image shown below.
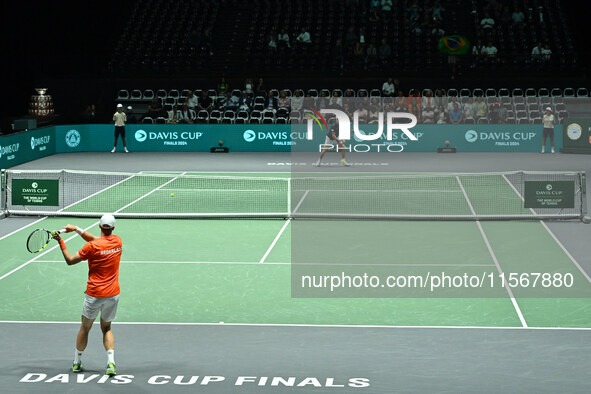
[1,123,563,169]
[0,127,55,168]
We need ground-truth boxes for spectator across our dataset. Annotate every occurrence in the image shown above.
[185,90,199,111]
[434,88,447,109]
[278,29,290,49]
[177,103,194,124]
[353,41,364,69]
[221,92,238,111]
[296,28,312,47]
[302,94,315,109]
[145,97,164,120]
[365,42,377,70]
[393,78,402,96]
[359,27,366,46]
[329,91,343,108]
[531,42,543,63]
[168,105,179,123]
[381,0,393,14]
[489,102,507,124]
[378,38,391,65]
[369,6,380,22]
[382,77,396,97]
[463,97,477,120]
[407,2,421,21]
[267,33,277,52]
[431,1,445,20]
[421,90,434,109]
[333,38,345,70]
[126,106,137,124]
[278,90,290,110]
[291,89,304,111]
[198,91,213,112]
[356,104,369,123]
[435,105,447,124]
[541,43,552,62]
[431,19,445,37]
[244,78,254,96]
[471,39,485,67]
[368,104,380,124]
[512,7,525,25]
[482,41,498,63]
[318,90,329,108]
[238,91,253,112]
[345,27,358,52]
[449,102,464,124]
[475,96,487,121]
[421,105,436,124]
[343,102,354,119]
[218,77,229,96]
[446,96,460,113]
[265,90,278,112]
[481,13,495,30]
[201,28,213,55]
[394,91,406,111]
[80,104,97,123]
[344,88,355,99]
[256,78,267,97]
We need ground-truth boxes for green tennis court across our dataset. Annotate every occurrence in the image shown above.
[1,171,590,329]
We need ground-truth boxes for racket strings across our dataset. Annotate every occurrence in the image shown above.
[27,230,51,252]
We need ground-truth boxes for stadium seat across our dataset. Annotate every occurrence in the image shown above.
[538,88,550,97]
[472,88,484,97]
[180,89,190,101]
[525,88,537,97]
[463,117,475,124]
[276,117,288,124]
[576,88,589,97]
[249,111,262,123]
[498,88,510,97]
[262,117,274,124]
[563,88,575,97]
[511,88,524,97]
[168,89,180,100]
[222,111,236,123]
[485,88,497,97]
[370,89,381,97]
[156,89,167,100]
[142,117,154,123]
[196,110,209,123]
[130,89,143,100]
[550,88,562,97]
[117,89,130,100]
[143,89,154,100]
[308,89,319,97]
[155,117,166,124]
[165,97,176,106]
[477,117,489,124]
[209,110,222,123]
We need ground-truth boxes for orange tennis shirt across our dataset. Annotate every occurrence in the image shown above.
[78,235,122,298]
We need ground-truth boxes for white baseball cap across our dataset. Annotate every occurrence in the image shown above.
[545,107,552,111]
[100,213,116,229]
[117,103,123,108]
[127,105,132,110]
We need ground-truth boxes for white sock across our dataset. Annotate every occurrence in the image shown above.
[74,349,83,364]
[107,350,115,364]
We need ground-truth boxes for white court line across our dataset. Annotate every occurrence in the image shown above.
[0,172,139,241]
[502,174,591,284]
[33,260,495,267]
[456,176,528,328]
[0,320,589,331]
[0,172,185,282]
[258,190,311,264]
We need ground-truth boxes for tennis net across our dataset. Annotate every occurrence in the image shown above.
[1,169,588,221]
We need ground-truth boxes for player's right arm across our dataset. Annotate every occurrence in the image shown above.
[63,224,99,242]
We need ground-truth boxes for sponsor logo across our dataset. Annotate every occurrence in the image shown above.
[65,130,81,148]
[135,130,203,146]
[304,109,417,142]
[0,142,20,160]
[465,130,478,142]
[32,182,38,188]
[243,129,256,142]
[30,135,51,151]
[135,129,147,142]
[546,184,553,191]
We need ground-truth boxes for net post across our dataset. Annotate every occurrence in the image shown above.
[0,169,6,218]
[581,172,590,223]
[287,177,292,218]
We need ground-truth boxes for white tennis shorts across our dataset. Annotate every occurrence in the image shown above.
[82,294,119,322]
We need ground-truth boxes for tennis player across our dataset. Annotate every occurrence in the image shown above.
[314,118,350,166]
[53,214,122,376]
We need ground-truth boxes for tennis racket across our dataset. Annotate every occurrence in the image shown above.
[26,229,65,254]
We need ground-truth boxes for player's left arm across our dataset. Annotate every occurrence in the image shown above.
[62,224,98,242]
[52,233,83,266]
